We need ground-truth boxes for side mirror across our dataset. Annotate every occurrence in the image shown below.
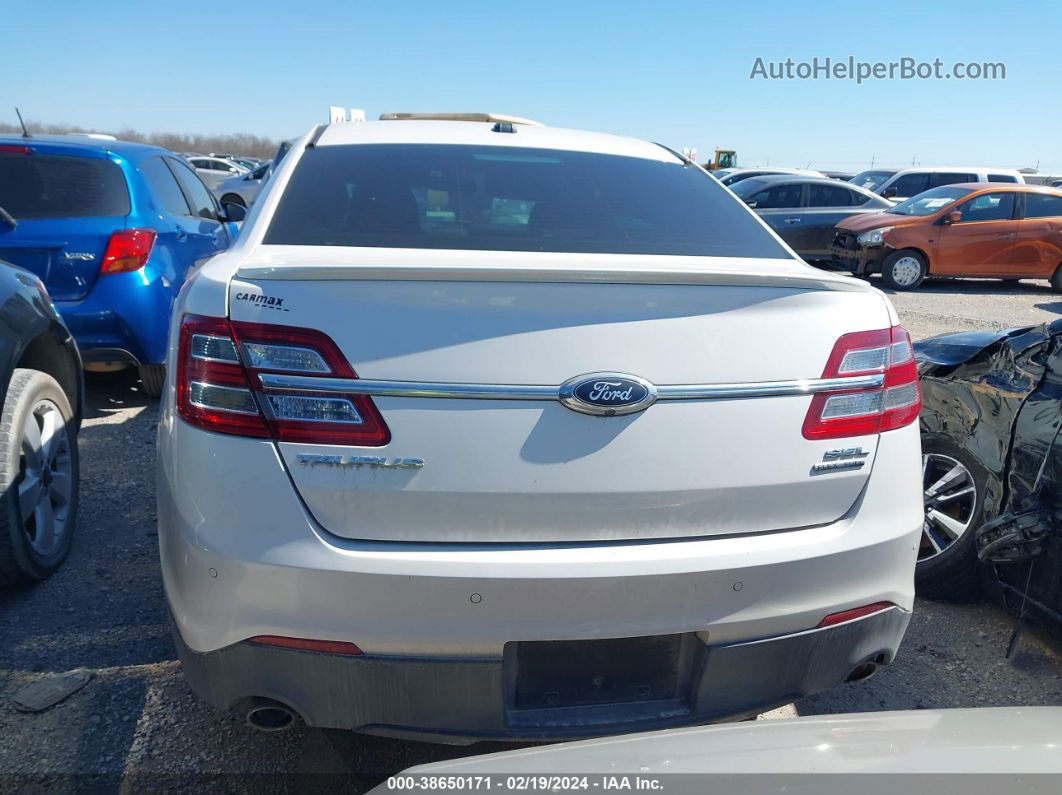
[881,186,898,199]
[221,202,247,222]
[942,210,962,225]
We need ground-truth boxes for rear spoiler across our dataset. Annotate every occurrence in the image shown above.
[236,261,871,292]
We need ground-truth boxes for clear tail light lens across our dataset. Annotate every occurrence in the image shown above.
[176,314,390,445]
[802,325,921,440]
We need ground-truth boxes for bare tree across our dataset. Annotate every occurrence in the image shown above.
[0,120,279,159]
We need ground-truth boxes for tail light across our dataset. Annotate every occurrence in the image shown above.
[817,601,896,628]
[100,229,156,275]
[802,325,921,440]
[247,635,363,655]
[176,314,390,445]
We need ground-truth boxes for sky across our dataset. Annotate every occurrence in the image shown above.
[6,0,1061,172]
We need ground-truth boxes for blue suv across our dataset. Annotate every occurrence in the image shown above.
[0,135,243,396]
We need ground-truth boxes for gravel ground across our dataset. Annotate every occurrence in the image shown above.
[1,280,1060,792]
[869,275,1061,340]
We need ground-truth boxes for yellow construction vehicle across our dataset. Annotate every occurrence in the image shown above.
[705,148,737,171]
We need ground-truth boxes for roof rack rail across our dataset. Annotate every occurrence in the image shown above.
[65,132,118,141]
[378,112,544,127]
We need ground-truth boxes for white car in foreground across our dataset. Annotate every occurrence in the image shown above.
[157,114,923,740]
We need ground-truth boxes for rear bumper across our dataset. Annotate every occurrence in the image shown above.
[56,269,177,365]
[173,606,910,741]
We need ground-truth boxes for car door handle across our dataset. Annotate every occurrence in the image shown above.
[173,226,187,241]
[994,233,1015,240]
[782,217,802,224]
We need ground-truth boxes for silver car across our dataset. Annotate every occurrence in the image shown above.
[186,156,248,190]
[212,160,271,207]
[208,153,261,171]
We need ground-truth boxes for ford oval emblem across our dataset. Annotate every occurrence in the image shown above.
[559,372,658,416]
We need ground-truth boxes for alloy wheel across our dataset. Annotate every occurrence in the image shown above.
[920,452,977,561]
[18,399,73,556]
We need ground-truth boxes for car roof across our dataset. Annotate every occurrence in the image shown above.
[739,174,849,186]
[723,167,820,175]
[313,120,679,162]
[947,182,1062,194]
[0,133,165,161]
[890,166,1022,175]
[734,174,877,192]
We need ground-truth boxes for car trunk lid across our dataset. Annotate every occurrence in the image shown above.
[227,251,890,544]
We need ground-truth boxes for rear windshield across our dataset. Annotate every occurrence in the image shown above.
[0,154,130,220]
[264,144,791,259]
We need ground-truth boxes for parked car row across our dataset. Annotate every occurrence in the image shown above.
[213,159,271,207]
[725,163,1062,290]
[208,138,297,208]
[184,155,249,190]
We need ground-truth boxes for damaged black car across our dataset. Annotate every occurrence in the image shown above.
[915,320,1062,637]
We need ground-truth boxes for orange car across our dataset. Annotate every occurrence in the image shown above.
[829,183,1062,290]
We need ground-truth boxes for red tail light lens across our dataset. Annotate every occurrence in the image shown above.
[247,635,363,655]
[802,325,921,440]
[817,601,896,628]
[0,145,30,155]
[100,228,156,275]
[176,314,390,445]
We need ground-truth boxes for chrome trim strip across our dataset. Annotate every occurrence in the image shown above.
[257,373,885,401]
[656,375,884,398]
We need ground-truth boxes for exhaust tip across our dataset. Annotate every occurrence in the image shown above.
[243,698,298,732]
[845,658,882,683]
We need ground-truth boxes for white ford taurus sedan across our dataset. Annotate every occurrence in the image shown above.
[157,113,923,739]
